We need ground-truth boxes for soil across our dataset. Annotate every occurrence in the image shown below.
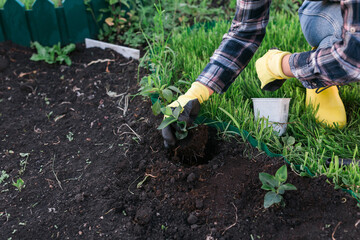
[1,41,360,240]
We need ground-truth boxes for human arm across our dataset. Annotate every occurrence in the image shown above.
[196,0,272,93]
[161,1,272,147]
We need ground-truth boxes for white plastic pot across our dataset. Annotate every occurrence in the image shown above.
[251,98,291,136]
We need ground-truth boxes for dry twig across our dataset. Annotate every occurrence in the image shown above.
[87,59,114,66]
[52,155,63,190]
[222,202,238,235]
[117,123,142,141]
[332,221,342,240]
[355,219,360,228]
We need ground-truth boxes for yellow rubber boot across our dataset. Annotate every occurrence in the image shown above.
[306,86,346,128]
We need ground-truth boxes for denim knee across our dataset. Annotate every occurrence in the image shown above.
[298,0,343,48]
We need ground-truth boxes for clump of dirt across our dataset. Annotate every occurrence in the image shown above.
[1,41,360,240]
[171,124,209,165]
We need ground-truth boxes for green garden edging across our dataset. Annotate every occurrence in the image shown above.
[0,0,108,47]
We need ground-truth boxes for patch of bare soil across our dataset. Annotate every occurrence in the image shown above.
[1,41,360,240]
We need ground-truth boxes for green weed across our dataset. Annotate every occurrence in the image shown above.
[30,42,75,66]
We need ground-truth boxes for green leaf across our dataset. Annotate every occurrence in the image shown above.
[261,184,274,191]
[275,165,287,183]
[280,183,297,191]
[259,172,280,188]
[161,106,173,117]
[64,57,72,66]
[151,101,161,116]
[30,54,44,61]
[176,121,187,132]
[175,130,188,140]
[109,0,118,5]
[287,136,296,146]
[55,55,65,63]
[33,42,47,57]
[162,89,173,103]
[62,43,76,54]
[157,116,177,130]
[264,192,282,208]
[172,105,182,119]
[167,86,182,94]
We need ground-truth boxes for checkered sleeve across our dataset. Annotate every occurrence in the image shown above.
[196,0,271,94]
[289,0,360,89]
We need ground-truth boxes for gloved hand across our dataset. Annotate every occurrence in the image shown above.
[255,49,291,91]
[161,82,210,148]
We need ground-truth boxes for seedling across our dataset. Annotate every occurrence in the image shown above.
[156,105,189,140]
[0,170,9,184]
[66,132,74,142]
[139,75,181,109]
[0,210,10,221]
[259,165,297,208]
[46,111,53,121]
[161,224,168,231]
[44,97,50,105]
[18,153,29,175]
[12,178,25,192]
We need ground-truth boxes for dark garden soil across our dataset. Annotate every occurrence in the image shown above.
[1,41,360,240]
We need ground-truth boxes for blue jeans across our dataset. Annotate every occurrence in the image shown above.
[298,0,343,49]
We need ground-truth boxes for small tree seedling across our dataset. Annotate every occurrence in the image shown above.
[259,165,297,208]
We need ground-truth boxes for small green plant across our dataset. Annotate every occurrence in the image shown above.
[0,170,9,184]
[259,165,297,208]
[138,74,181,110]
[156,105,190,140]
[30,41,76,66]
[66,132,74,142]
[18,153,29,175]
[0,210,10,221]
[12,178,25,192]
[161,224,168,231]
[46,111,53,121]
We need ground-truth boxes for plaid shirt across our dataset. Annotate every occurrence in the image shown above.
[196,0,360,93]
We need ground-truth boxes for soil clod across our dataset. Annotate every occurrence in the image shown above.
[187,213,198,225]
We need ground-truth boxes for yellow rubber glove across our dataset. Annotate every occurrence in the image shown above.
[167,82,210,108]
[162,82,210,148]
[306,86,346,129]
[255,49,291,91]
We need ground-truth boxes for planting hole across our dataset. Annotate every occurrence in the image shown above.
[169,125,218,166]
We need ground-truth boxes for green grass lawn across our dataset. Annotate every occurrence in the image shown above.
[143,11,360,199]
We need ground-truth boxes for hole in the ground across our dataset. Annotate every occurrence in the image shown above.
[168,125,219,166]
